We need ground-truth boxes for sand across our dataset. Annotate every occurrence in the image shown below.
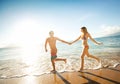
[0,64,120,84]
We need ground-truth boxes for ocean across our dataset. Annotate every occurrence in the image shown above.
[0,35,120,79]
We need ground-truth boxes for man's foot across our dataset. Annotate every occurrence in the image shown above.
[51,70,56,73]
[78,68,83,72]
[64,59,67,63]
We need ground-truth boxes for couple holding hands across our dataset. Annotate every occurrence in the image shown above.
[45,27,102,72]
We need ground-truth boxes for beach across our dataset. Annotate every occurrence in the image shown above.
[0,64,120,84]
[0,35,120,84]
[1,0,120,83]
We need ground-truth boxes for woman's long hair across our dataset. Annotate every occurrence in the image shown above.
[81,26,88,34]
[81,27,88,39]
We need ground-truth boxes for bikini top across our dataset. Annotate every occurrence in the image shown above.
[81,35,87,40]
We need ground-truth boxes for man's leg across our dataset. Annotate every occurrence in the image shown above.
[51,60,56,71]
[55,58,66,63]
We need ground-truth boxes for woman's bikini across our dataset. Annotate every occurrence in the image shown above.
[82,35,89,48]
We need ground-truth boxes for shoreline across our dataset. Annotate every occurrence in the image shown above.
[0,64,120,84]
[0,63,120,79]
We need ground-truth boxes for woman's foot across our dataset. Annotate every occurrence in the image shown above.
[98,59,102,66]
[93,61,102,69]
[97,58,101,63]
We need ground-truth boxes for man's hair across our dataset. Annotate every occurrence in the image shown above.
[49,31,54,33]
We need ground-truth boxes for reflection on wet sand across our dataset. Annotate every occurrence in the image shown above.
[0,65,120,84]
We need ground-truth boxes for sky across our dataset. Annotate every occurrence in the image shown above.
[0,0,120,47]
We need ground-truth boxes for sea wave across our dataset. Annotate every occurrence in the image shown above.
[0,35,120,79]
[0,55,120,79]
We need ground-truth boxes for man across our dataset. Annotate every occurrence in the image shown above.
[45,31,70,72]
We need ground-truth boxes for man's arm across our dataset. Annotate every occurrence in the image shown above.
[71,36,81,44]
[56,37,70,44]
[45,38,48,52]
[88,33,102,45]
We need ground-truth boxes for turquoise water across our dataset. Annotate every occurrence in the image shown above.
[0,35,120,79]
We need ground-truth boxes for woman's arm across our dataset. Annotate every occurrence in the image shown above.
[88,33,102,45]
[71,35,81,44]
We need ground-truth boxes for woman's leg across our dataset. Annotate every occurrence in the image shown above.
[80,48,86,70]
[85,48,100,62]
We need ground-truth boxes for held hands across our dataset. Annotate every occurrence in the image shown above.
[68,42,72,45]
[97,42,103,45]
[67,42,73,45]
[69,41,75,45]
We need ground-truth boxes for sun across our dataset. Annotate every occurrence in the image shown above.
[8,16,52,65]
[10,16,51,46]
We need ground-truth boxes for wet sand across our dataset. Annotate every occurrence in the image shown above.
[0,64,120,84]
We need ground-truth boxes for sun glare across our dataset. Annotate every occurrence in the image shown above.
[9,14,63,46]
[9,16,50,65]
[4,14,63,66]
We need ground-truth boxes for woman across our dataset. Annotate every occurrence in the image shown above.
[71,27,102,71]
